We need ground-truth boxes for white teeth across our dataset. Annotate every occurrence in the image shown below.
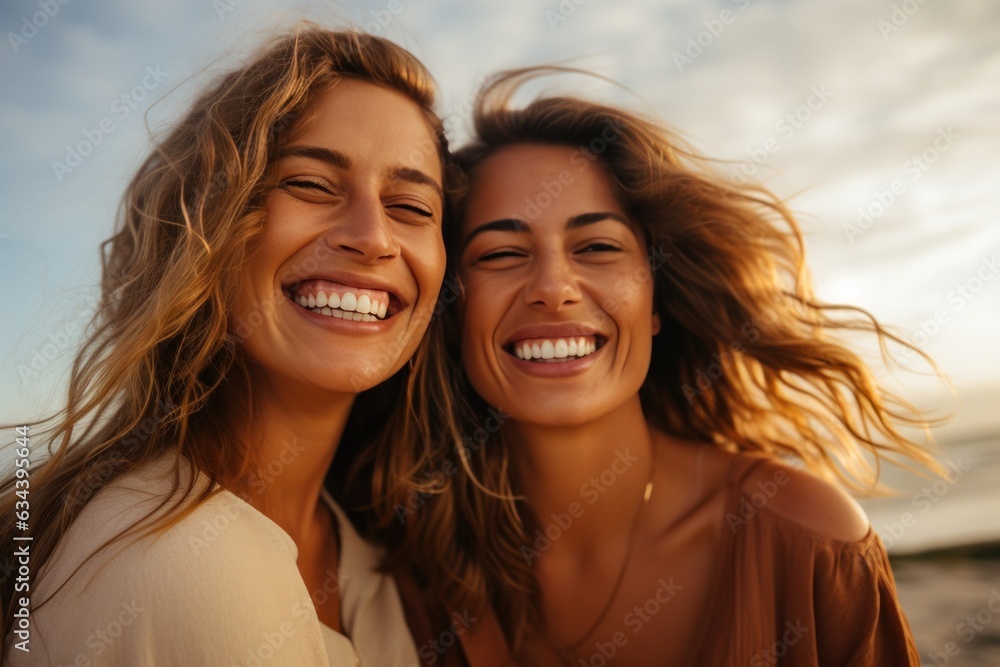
[295,288,388,320]
[514,337,600,362]
[306,307,379,322]
[340,292,357,312]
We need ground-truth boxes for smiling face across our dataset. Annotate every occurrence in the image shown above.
[231,78,445,395]
[458,143,660,426]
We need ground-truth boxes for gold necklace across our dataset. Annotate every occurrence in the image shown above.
[550,449,656,660]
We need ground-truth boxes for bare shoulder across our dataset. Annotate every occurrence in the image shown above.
[649,435,870,542]
[742,456,872,543]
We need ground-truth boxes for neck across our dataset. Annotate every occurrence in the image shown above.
[235,369,355,548]
[507,396,654,552]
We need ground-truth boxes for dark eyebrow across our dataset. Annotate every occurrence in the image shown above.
[389,166,444,201]
[461,212,630,250]
[567,212,632,230]
[462,218,529,250]
[276,146,443,201]
[277,145,351,169]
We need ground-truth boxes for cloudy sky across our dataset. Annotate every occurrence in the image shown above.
[1,0,998,432]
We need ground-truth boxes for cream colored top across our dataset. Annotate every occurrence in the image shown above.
[7,453,419,666]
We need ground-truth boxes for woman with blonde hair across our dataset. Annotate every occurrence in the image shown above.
[373,70,944,666]
[1,26,455,666]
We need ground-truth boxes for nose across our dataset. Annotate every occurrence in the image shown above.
[523,252,582,311]
[323,192,398,262]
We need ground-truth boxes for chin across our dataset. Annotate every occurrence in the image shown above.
[256,356,405,396]
[335,359,407,392]
[502,402,599,428]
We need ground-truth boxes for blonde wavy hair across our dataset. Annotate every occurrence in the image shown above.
[362,68,949,652]
[0,25,454,653]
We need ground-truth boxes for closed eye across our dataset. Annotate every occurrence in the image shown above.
[578,243,622,253]
[478,250,527,262]
[389,203,434,218]
[280,178,332,193]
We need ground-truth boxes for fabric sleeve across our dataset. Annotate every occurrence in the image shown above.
[702,453,924,666]
[810,530,921,667]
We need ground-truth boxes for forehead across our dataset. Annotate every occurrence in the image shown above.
[463,143,624,230]
[289,78,442,181]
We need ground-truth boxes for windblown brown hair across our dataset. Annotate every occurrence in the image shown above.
[0,25,452,655]
[363,68,950,653]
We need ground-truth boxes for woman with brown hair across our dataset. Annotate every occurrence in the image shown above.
[373,70,945,666]
[1,26,454,666]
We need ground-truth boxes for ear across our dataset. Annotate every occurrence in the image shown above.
[652,310,661,336]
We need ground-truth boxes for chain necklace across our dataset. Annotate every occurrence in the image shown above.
[546,448,656,663]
